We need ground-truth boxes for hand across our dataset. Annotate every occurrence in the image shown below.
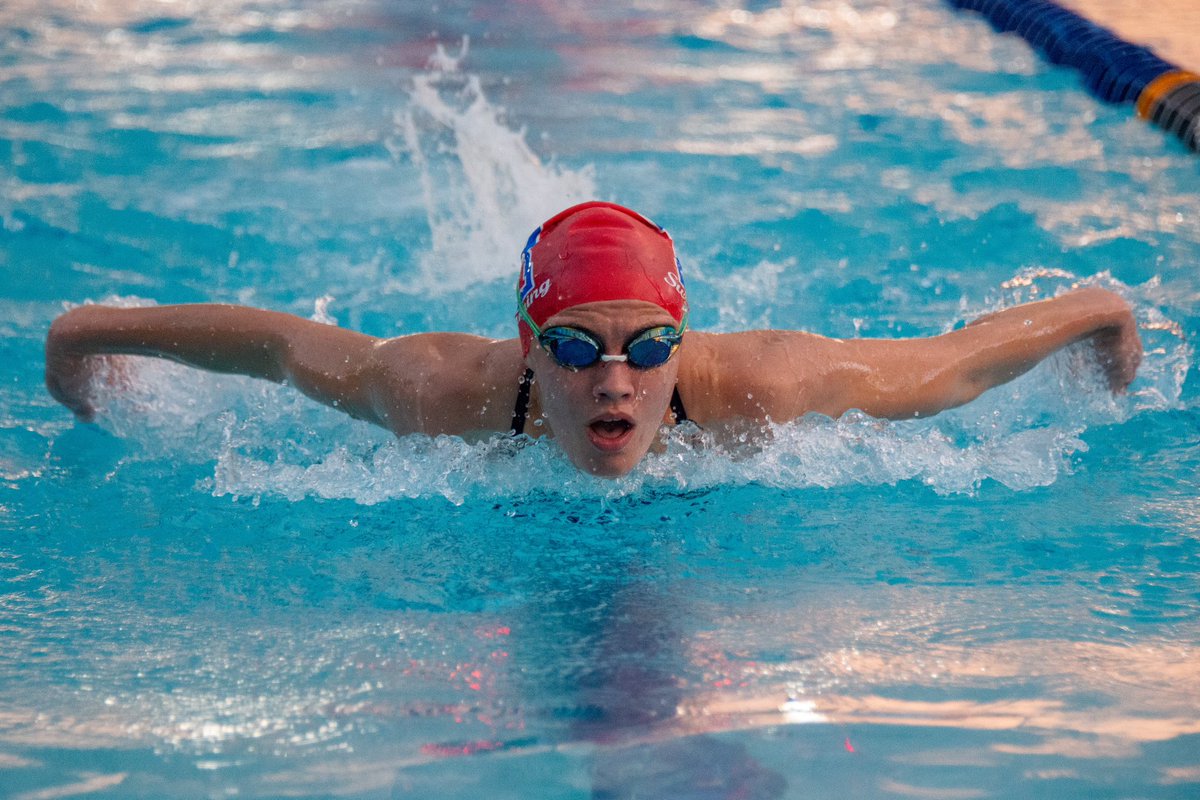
[997,286,1144,394]
[46,349,137,423]
[1091,311,1142,393]
[45,349,100,422]
[44,306,131,421]
[1066,286,1142,393]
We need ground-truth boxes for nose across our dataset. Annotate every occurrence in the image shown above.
[592,360,636,403]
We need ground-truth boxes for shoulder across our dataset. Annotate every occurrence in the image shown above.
[368,334,525,436]
[676,329,842,423]
[373,332,516,370]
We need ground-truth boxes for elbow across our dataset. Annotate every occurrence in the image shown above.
[919,365,1004,416]
[871,371,985,421]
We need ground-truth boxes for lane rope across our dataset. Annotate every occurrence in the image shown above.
[947,0,1199,152]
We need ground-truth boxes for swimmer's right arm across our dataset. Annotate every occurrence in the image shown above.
[45,304,507,434]
[46,304,383,422]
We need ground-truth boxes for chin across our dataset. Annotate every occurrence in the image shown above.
[572,447,646,478]
[583,460,636,479]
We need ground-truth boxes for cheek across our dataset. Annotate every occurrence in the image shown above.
[628,372,678,426]
[537,372,590,421]
[640,366,680,402]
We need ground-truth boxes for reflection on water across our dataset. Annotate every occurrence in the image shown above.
[2,536,1197,795]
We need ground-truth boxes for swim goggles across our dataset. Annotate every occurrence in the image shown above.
[518,304,687,371]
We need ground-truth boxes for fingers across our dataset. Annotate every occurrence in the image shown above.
[44,348,100,422]
[44,370,97,421]
[1092,321,1142,394]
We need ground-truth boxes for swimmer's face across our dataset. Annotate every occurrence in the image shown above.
[527,300,683,478]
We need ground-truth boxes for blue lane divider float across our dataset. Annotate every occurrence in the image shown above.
[948,0,1199,152]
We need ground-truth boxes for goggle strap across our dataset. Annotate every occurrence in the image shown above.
[516,293,544,338]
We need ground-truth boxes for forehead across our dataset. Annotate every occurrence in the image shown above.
[544,300,679,332]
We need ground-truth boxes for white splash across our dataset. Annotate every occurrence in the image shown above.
[393,40,595,295]
[309,294,337,325]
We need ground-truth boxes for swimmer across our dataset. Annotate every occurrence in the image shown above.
[45,201,1143,477]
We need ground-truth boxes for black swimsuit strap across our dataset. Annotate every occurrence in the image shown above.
[510,368,535,435]
[670,386,689,424]
[510,369,688,436]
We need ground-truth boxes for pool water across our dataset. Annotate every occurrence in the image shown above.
[2,1,1199,797]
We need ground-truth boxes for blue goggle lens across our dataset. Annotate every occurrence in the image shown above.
[547,335,599,369]
[539,326,681,370]
[626,335,675,367]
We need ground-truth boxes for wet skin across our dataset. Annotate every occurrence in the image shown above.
[525,300,683,478]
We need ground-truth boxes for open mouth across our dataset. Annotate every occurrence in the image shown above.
[587,417,635,452]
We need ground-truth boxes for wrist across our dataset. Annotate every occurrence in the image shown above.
[1060,287,1132,328]
[48,305,113,354]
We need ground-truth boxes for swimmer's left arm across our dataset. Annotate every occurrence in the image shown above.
[802,287,1142,420]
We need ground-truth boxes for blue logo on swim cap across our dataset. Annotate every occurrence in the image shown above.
[518,225,541,305]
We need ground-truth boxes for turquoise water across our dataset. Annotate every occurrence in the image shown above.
[3,0,1200,797]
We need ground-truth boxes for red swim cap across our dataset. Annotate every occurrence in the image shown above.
[516,201,687,355]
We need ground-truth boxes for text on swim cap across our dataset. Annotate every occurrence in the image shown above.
[664,270,683,296]
[523,278,551,308]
